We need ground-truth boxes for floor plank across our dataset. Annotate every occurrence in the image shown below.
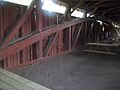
[0,68,50,90]
[14,50,120,90]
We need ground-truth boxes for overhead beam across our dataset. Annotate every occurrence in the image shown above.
[0,0,37,49]
[103,5,120,15]
[88,7,98,17]
[92,2,120,8]
[41,17,96,37]
[70,0,83,14]
[82,2,94,9]
[85,0,106,17]
[60,4,72,22]
[91,1,106,7]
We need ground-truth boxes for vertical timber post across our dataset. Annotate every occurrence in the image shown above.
[36,0,43,58]
[69,26,72,50]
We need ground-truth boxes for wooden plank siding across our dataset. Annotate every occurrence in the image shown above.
[0,1,112,70]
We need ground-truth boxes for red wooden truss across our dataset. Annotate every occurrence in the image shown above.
[0,0,111,70]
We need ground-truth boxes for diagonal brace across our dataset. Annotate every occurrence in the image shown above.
[0,0,37,49]
[73,23,84,48]
[44,33,58,56]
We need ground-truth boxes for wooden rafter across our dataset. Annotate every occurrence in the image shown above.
[103,5,120,15]
[92,2,120,8]
[85,1,105,17]
[88,7,98,17]
[70,0,84,14]
[91,1,106,7]
[60,4,72,22]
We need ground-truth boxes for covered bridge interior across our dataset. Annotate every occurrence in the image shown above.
[0,0,120,90]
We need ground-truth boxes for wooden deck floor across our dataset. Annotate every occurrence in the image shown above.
[14,50,120,90]
[0,68,50,90]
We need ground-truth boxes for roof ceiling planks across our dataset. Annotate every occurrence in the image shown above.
[59,0,120,23]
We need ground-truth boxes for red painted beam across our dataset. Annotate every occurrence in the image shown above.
[41,17,96,38]
[73,23,84,48]
[88,21,95,42]
[0,0,37,48]
[58,31,63,53]
[36,0,44,58]
[0,5,4,42]
[44,33,58,56]
[0,17,96,60]
[7,48,76,70]
[69,26,72,50]
[0,32,41,60]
